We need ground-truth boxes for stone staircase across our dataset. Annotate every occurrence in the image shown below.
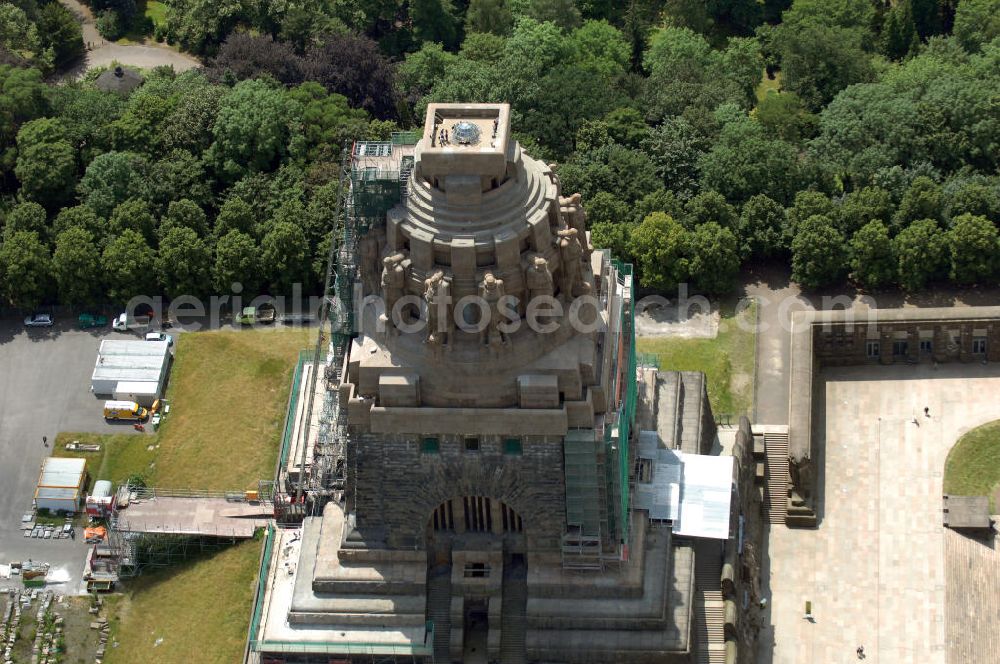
[765,430,790,524]
[426,565,452,662]
[500,557,527,664]
[694,544,726,664]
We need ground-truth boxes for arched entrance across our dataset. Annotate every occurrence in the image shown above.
[429,495,523,536]
[424,497,528,663]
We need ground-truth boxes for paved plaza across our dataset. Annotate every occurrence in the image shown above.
[763,363,1000,664]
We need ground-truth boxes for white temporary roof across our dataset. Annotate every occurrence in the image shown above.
[91,480,113,498]
[633,430,734,540]
[38,457,86,487]
[114,380,159,395]
[92,339,168,384]
[36,457,86,502]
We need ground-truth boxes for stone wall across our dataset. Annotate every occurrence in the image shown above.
[726,417,766,663]
[813,319,1000,366]
[347,432,567,551]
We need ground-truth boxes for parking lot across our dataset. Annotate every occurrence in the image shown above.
[0,317,148,593]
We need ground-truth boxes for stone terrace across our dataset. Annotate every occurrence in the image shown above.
[765,363,1000,664]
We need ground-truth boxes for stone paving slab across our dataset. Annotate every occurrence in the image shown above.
[764,364,1000,664]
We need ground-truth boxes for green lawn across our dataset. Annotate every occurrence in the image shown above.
[944,420,1000,511]
[145,0,168,26]
[117,0,168,43]
[755,69,782,104]
[636,301,756,418]
[104,538,263,664]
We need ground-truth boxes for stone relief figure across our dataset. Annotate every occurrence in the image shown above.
[525,255,555,304]
[424,271,453,346]
[546,163,561,190]
[559,193,590,256]
[788,457,813,507]
[557,228,591,300]
[480,272,507,348]
[380,253,406,333]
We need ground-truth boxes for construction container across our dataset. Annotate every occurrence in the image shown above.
[35,457,86,513]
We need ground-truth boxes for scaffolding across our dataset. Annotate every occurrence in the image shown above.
[560,258,637,571]
[562,429,606,570]
[98,480,273,583]
[290,132,420,519]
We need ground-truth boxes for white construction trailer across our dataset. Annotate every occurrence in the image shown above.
[91,339,170,404]
[35,457,87,514]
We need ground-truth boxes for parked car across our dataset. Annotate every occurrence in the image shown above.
[237,304,276,325]
[24,313,53,327]
[144,331,173,346]
[78,313,108,328]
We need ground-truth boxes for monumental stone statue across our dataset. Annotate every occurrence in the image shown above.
[560,193,590,256]
[557,228,590,300]
[380,254,406,332]
[480,272,507,348]
[525,255,555,304]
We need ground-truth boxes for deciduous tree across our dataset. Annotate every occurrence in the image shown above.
[953,0,1000,52]
[77,151,149,218]
[628,212,689,291]
[156,226,211,298]
[849,220,895,289]
[790,214,846,289]
[101,229,157,302]
[893,218,946,291]
[737,194,787,259]
[214,197,255,237]
[14,118,77,207]
[0,230,51,308]
[466,0,514,35]
[261,220,310,293]
[53,205,105,244]
[207,79,301,182]
[947,213,999,285]
[52,227,101,305]
[686,222,740,295]
[161,199,209,238]
[213,229,260,293]
[302,33,399,120]
[108,199,157,243]
[2,201,47,240]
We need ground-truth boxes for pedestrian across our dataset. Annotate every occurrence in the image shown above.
[42,435,47,447]
[924,406,930,417]
[857,645,865,659]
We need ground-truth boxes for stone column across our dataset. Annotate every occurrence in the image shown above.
[879,329,893,365]
[959,327,972,362]
[933,325,950,363]
[454,497,467,534]
[490,500,504,535]
[988,324,1000,363]
[907,326,920,363]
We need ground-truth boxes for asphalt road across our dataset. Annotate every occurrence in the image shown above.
[0,318,145,593]
[745,277,811,425]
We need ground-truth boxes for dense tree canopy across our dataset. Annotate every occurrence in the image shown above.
[1,0,998,310]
